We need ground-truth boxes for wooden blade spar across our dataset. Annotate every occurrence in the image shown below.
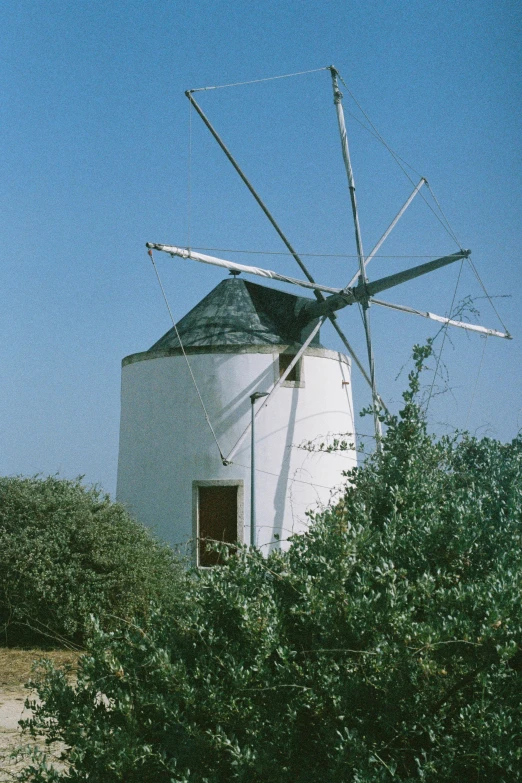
[171,68,511,451]
[183,88,385,403]
[345,177,427,289]
[370,298,512,340]
[329,65,382,442]
[146,244,509,340]
[145,244,342,295]
[147,244,471,313]
[364,251,470,298]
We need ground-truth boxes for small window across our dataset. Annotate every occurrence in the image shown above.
[278,353,303,386]
[196,484,240,566]
[279,353,301,383]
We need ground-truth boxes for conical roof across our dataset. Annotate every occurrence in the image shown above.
[149,278,323,351]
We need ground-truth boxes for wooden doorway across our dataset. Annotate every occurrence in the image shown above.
[194,482,243,566]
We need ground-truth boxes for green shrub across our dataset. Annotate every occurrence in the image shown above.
[18,350,522,781]
[0,476,186,646]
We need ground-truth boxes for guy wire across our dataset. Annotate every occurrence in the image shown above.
[147,249,228,464]
[187,98,192,249]
[425,260,464,412]
[188,67,329,93]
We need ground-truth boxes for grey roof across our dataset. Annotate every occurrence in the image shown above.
[149,278,324,352]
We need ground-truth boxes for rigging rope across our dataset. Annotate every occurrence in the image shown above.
[337,79,512,355]
[425,260,464,412]
[147,249,229,465]
[187,246,455,259]
[466,257,511,336]
[343,86,509,333]
[232,461,342,492]
[188,67,329,93]
[425,182,461,247]
[182,66,511,433]
[187,64,507,341]
[187,98,193,249]
[341,98,462,249]
[331,75,471,256]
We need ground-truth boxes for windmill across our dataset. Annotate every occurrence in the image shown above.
[118,67,510,562]
[147,66,510,448]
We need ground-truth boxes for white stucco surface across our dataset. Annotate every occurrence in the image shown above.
[116,347,356,560]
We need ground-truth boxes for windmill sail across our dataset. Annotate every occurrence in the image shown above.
[147,243,511,341]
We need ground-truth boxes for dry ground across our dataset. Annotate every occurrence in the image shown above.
[0,649,78,781]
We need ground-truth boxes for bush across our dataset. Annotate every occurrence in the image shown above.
[0,476,186,646]
[19,349,522,781]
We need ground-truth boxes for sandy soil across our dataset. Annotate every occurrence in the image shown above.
[0,685,40,781]
[0,650,78,781]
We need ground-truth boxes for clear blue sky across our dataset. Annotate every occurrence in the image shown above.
[1,0,520,495]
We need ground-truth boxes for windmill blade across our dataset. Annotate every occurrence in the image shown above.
[329,66,383,442]
[150,244,499,342]
[345,177,427,289]
[147,243,391,413]
[146,243,342,295]
[370,298,512,339]
[185,89,323,291]
[363,250,470,299]
[185,86,388,428]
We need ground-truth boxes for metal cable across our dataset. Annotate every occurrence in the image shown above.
[188,247,456,259]
[466,257,511,335]
[188,67,329,93]
[425,260,464,412]
[343,105,424,180]
[187,98,192,249]
[337,75,512,406]
[427,178,510,336]
[233,461,343,492]
[425,182,461,247]
[148,249,228,464]
[340,84,463,249]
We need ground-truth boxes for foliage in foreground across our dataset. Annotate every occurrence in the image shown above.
[0,476,186,646]
[19,348,522,781]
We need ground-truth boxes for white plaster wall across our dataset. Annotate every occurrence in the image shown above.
[116,349,356,560]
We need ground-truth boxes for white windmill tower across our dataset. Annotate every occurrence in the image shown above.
[117,67,510,565]
[117,275,356,565]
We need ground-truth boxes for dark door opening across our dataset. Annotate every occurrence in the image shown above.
[198,485,238,566]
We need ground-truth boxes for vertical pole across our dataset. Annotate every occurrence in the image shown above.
[329,66,382,445]
[250,400,255,548]
[250,391,268,547]
[329,68,365,274]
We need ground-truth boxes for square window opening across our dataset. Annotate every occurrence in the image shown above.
[279,353,301,384]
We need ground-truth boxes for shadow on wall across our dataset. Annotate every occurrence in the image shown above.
[269,387,299,553]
